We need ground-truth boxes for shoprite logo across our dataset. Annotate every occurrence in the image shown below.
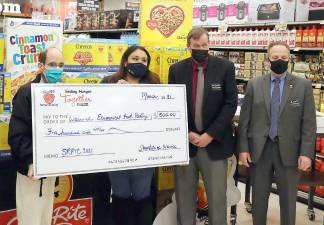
[0,175,93,225]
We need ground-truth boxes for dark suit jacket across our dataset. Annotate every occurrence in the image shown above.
[238,73,316,166]
[168,56,238,160]
[8,74,42,175]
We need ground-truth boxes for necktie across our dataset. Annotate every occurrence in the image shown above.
[269,78,280,141]
[195,67,204,132]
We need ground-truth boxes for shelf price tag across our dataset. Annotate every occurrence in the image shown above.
[275,23,287,31]
[293,48,300,52]
[315,84,322,89]
[218,23,228,33]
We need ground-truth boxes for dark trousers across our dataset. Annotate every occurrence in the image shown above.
[109,168,154,225]
[109,168,154,200]
[251,139,300,225]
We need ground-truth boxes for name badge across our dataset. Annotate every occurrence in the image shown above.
[290,100,300,106]
[211,83,222,91]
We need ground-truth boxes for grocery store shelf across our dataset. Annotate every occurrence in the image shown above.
[64,28,138,34]
[237,79,324,86]
[293,47,324,52]
[312,83,324,88]
[272,183,324,210]
[210,46,267,50]
[316,153,324,159]
[202,20,324,29]
[297,189,324,210]
[2,13,31,18]
[210,46,324,51]
[236,77,250,82]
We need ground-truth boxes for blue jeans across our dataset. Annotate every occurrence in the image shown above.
[109,168,154,200]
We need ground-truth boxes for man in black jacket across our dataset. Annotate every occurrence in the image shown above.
[8,47,64,225]
[168,27,237,225]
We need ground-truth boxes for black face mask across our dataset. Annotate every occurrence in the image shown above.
[270,59,289,74]
[125,63,148,78]
[191,49,209,63]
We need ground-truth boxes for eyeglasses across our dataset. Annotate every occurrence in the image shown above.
[45,62,64,68]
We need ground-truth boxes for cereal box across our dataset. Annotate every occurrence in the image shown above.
[160,47,190,84]
[4,18,63,98]
[145,46,162,76]
[63,38,128,74]
[0,114,10,151]
[0,73,11,113]
[62,72,108,84]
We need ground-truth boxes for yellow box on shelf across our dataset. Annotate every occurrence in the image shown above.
[0,114,10,151]
[63,38,128,74]
[140,0,193,47]
[157,166,175,191]
[62,72,109,84]
[160,47,190,84]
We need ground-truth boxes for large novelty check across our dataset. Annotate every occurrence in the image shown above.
[32,84,189,177]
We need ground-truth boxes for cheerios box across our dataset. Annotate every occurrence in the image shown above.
[63,38,128,74]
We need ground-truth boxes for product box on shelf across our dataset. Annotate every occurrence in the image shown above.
[90,12,100,30]
[63,38,128,74]
[212,50,229,59]
[256,61,264,70]
[193,0,249,26]
[101,10,138,29]
[62,72,108,84]
[229,51,244,63]
[64,16,77,31]
[0,114,10,151]
[99,11,112,29]
[243,69,251,78]
[125,10,139,28]
[160,48,190,84]
[4,18,63,99]
[256,53,267,61]
[0,33,4,72]
[157,167,175,191]
[221,0,249,24]
[248,0,295,23]
[77,13,91,30]
[193,0,218,26]
[145,47,161,76]
[0,73,11,113]
[244,52,257,61]
[256,70,263,77]
[295,0,310,22]
[309,0,324,20]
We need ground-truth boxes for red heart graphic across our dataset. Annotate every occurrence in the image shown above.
[43,93,55,104]
[150,5,185,38]
[146,20,158,30]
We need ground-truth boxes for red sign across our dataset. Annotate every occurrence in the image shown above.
[0,198,92,225]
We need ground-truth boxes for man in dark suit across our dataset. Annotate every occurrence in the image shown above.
[238,42,316,225]
[8,47,64,225]
[168,27,238,225]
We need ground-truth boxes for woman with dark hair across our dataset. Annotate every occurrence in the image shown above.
[101,46,160,225]
[102,45,160,84]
